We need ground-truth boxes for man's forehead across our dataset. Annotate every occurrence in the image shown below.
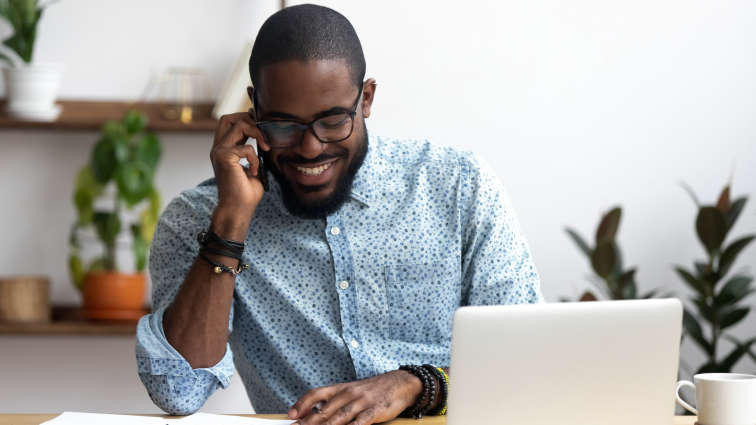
[255,59,357,118]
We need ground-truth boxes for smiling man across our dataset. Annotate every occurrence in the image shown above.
[136,4,542,425]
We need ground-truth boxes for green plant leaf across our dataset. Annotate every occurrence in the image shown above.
[726,197,747,231]
[595,207,621,243]
[591,240,616,279]
[716,185,731,214]
[565,227,592,258]
[715,275,754,306]
[683,308,713,355]
[675,266,709,295]
[134,132,162,172]
[718,235,756,277]
[73,187,94,225]
[620,280,637,299]
[720,307,750,330]
[92,211,121,247]
[148,188,161,218]
[90,137,118,183]
[88,256,109,272]
[692,296,716,322]
[132,232,148,272]
[68,254,85,291]
[123,109,148,134]
[680,181,700,207]
[718,337,756,372]
[696,206,728,254]
[115,161,153,206]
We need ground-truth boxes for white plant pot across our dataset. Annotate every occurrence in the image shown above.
[3,63,63,121]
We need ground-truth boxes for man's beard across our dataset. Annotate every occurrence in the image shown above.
[263,127,369,220]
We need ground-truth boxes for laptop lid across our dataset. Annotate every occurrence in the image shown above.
[446,299,682,425]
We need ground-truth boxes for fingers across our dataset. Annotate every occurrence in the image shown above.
[289,384,345,421]
[228,145,260,177]
[213,112,270,152]
[346,406,378,425]
[297,389,363,425]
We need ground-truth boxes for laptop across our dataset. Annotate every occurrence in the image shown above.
[446,298,682,425]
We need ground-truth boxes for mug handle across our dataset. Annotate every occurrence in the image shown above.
[675,380,698,415]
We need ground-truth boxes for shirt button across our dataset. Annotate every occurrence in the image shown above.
[330,226,341,235]
[350,339,360,349]
[338,280,349,290]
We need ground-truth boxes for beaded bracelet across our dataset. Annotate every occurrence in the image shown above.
[425,365,448,416]
[399,364,436,419]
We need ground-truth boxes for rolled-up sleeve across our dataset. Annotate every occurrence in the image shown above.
[135,192,236,415]
[458,152,544,306]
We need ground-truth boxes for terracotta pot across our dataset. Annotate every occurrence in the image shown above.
[82,271,146,320]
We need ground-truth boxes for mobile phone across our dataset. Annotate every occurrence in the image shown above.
[257,147,269,192]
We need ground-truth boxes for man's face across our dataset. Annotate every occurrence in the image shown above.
[251,60,376,219]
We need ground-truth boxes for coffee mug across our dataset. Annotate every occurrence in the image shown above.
[675,373,756,425]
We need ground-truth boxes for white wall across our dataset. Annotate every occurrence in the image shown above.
[1,0,755,414]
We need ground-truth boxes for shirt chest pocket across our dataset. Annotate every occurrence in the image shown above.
[384,258,461,344]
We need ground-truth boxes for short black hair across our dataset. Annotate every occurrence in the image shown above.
[249,4,366,90]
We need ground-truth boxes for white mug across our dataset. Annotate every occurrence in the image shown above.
[675,373,756,425]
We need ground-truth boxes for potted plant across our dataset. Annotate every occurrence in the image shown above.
[676,182,756,374]
[68,110,162,320]
[564,206,665,301]
[0,0,63,120]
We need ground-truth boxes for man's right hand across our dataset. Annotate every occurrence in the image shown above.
[209,110,270,240]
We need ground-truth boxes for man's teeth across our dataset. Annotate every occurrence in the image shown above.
[295,162,333,176]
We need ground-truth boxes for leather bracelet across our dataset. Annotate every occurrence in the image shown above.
[197,228,246,253]
[198,251,249,276]
[200,245,243,261]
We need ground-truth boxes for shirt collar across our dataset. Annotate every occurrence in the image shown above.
[348,135,377,208]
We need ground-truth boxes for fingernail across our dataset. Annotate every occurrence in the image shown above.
[288,408,297,418]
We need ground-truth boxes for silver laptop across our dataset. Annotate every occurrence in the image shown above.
[446,298,682,425]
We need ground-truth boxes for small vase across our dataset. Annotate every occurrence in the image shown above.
[82,271,146,321]
[2,63,63,121]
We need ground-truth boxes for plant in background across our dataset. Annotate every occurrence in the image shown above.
[676,183,755,374]
[0,0,56,66]
[564,206,662,301]
[68,110,162,290]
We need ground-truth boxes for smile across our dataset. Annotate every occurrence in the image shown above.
[295,161,335,176]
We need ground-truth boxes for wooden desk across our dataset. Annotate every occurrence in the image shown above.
[0,414,697,424]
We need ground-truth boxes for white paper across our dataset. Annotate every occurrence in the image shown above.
[175,412,296,425]
[40,412,170,425]
[40,411,296,425]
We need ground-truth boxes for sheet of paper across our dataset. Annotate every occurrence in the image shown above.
[40,412,296,425]
[175,412,296,425]
[40,411,171,425]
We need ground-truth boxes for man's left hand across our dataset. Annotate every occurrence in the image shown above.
[288,370,422,425]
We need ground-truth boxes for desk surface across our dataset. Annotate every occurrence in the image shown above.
[0,414,697,424]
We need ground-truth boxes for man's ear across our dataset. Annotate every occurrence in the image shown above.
[361,78,377,118]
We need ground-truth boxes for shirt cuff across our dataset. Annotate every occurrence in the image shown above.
[135,306,235,388]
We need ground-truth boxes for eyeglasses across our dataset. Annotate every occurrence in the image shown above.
[254,85,363,149]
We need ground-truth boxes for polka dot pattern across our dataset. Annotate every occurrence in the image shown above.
[136,135,543,414]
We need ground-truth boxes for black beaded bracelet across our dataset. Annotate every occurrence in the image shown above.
[198,251,249,276]
[423,364,448,416]
[399,364,436,419]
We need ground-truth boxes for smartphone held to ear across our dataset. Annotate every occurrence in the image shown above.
[257,147,269,192]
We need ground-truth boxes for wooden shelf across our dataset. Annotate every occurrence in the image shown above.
[0,99,217,132]
[0,305,147,336]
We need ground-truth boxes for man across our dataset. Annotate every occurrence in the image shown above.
[136,4,542,424]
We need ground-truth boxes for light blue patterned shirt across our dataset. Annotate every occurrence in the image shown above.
[135,136,543,415]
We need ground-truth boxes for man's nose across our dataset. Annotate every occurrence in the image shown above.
[297,129,326,160]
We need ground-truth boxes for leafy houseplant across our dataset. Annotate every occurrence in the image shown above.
[68,110,161,317]
[0,0,63,120]
[676,183,755,374]
[565,206,662,301]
